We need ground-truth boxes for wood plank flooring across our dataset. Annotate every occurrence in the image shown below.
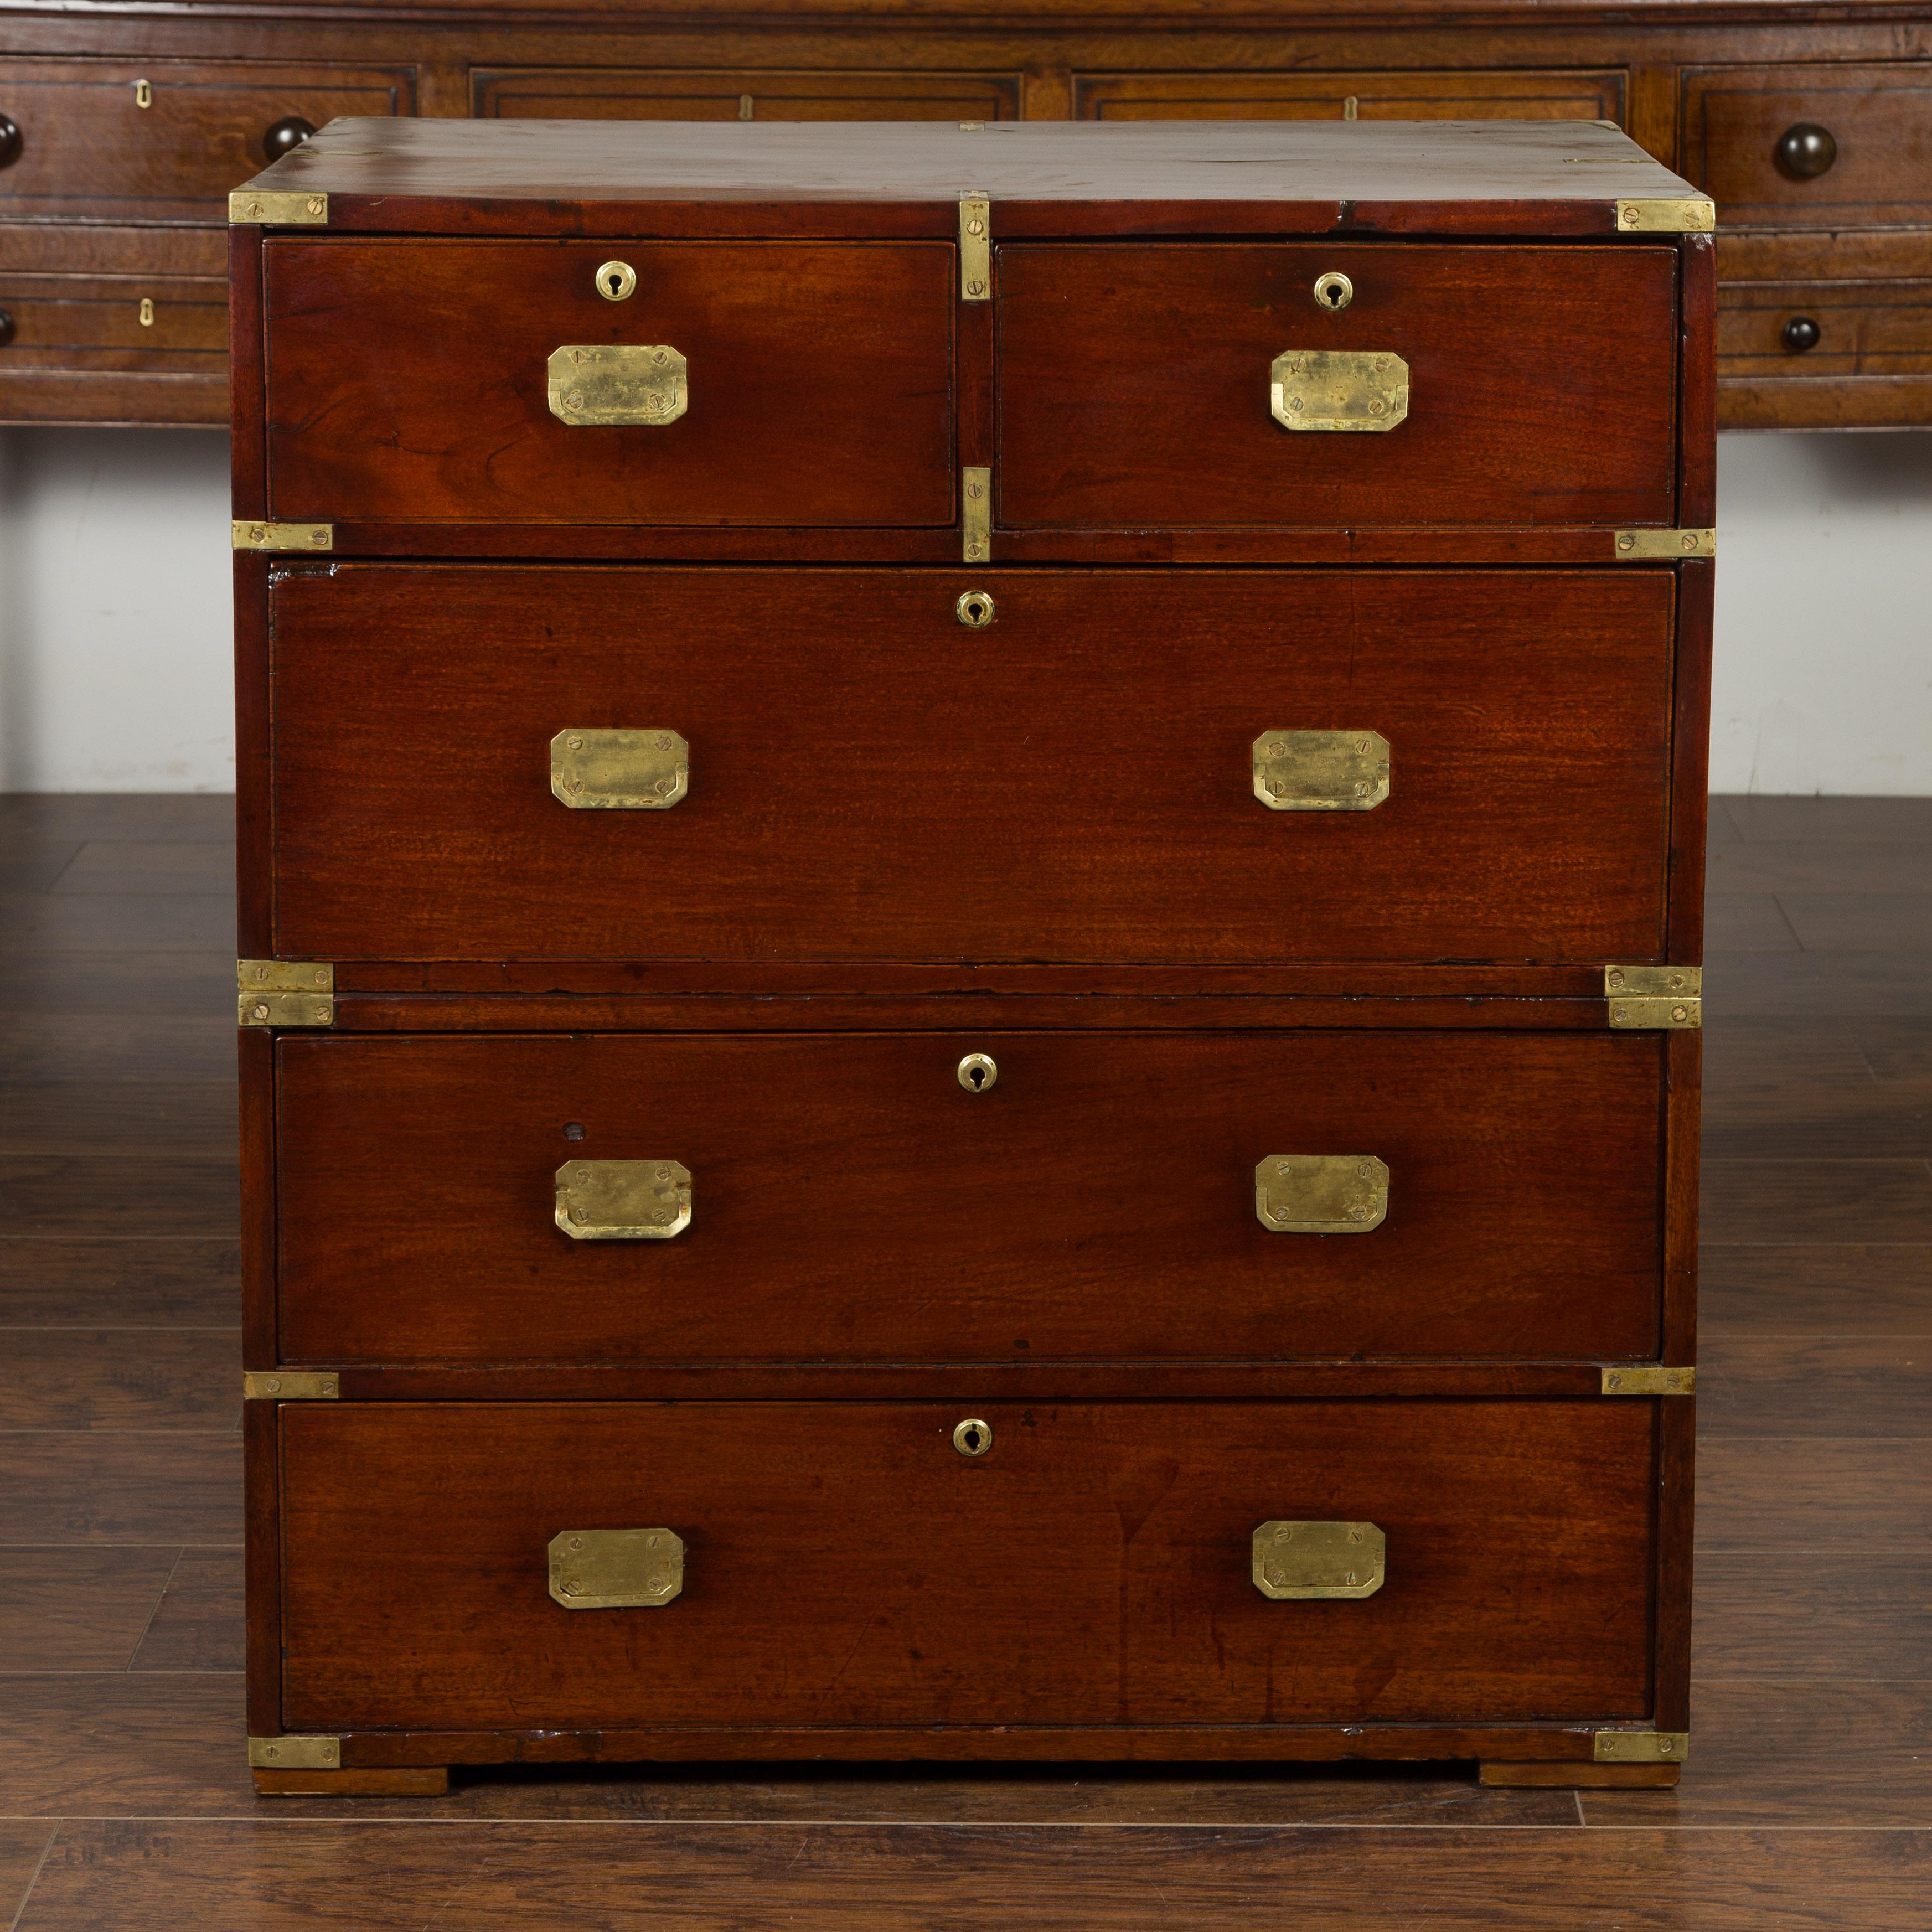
[1,792,1928,1928]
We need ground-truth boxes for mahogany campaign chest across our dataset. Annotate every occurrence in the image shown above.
[230,117,1713,1797]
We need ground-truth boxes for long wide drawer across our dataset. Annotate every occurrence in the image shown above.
[264,564,1677,964]
[995,242,1679,530]
[261,239,956,528]
[275,1029,1666,1363]
[277,1399,1656,1732]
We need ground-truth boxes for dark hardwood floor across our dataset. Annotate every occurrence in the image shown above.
[1,792,1928,1927]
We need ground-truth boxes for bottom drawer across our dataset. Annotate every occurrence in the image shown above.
[276,1400,1656,1734]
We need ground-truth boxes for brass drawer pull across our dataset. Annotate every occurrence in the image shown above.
[551,729,688,809]
[547,343,688,426]
[1256,1155,1389,1233]
[1253,731,1389,812]
[1270,349,1408,431]
[1252,1521,1386,1599]
[555,1160,692,1241]
[549,1528,684,1609]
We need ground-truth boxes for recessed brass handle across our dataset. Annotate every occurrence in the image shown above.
[1252,1521,1386,1599]
[555,1160,692,1241]
[551,729,688,809]
[1256,1155,1389,1233]
[549,1528,684,1608]
[595,259,638,301]
[1253,730,1389,812]
[547,343,687,426]
[1270,349,1408,431]
[953,1417,993,1456]
[957,1053,998,1093]
[1313,271,1354,311]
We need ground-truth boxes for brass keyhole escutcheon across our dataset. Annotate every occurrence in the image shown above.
[957,1052,998,1093]
[955,590,996,629]
[596,260,638,302]
[1313,271,1354,312]
[953,1417,993,1457]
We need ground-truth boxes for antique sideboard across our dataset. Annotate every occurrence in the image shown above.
[232,114,1709,1794]
[1,0,1929,433]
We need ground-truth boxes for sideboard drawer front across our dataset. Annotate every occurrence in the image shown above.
[262,240,955,528]
[996,244,1678,530]
[279,1400,1656,1732]
[267,565,1674,964]
[275,1030,1664,1365]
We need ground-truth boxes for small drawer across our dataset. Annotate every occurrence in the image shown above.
[273,1029,1666,1365]
[1074,68,1625,125]
[1681,64,1932,229]
[0,273,225,373]
[265,565,1676,965]
[1717,278,1932,378]
[995,243,1678,531]
[472,66,1021,123]
[276,1399,1657,1733]
[0,58,414,224]
[262,240,956,529]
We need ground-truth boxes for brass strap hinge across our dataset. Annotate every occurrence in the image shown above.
[234,520,333,554]
[243,1372,339,1400]
[239,960,335,1028]
[1615,528,1715,561]
[249,1735,342,1768]
[1605,965,1701,1030]
[1594,1730,1690,1763]
[1600,1366,1696,1396]
[1614,197,1714,234]
[962,466,991,563]
[230,189,328,226]
[959,192,990,301]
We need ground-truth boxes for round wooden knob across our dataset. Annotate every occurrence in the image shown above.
[262,116,316,161]
[0,308,14,348]
[1774,123,1837,180]
[1782,316,1821,354]
[0,112,21,169]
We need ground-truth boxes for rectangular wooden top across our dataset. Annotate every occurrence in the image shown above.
[231,118,1709,239]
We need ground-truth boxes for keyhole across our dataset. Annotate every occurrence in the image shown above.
[1313,271,1355,312]
[955,589,996,629]
[957,1052,999,1092]
[953,1417,993,1457]
[596,260,638,303]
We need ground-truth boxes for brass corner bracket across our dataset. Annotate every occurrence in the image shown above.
[239,960,335,1029]
[1600,1366,1696,1396]
[248,1735,342,1769]
[959,192,990,301]
[1615,529,1715,561]
[244,1372,339,1401]
[1594,1730,1690,1763]
[230,189,328,226]
[1605,965,1701,1030]
[234,521,333,554]
[1614,198,1714,234]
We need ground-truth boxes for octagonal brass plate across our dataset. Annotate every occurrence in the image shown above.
[547,344,688,426]
[551,729,688,809]
[1252,1520,1386,1599]
[1256,1155,1389,1233]
[549,1528,685,1609]
[555,1160,692,1241]
[1254,730,1390,811]
[1270,349,1409,431]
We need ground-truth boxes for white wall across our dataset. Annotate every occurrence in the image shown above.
[1,424,1929,794]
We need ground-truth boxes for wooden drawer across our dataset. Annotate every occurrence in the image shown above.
[277,1399,1656,1732]
[473,68,1021,122]
[995,244,1678,531]
[262,239,955,529]
[1074,70,1625,125]
[1717,277,1932,378]
[0,58,414,225]
[0,273,224,374]
[1682,64,1932,229]
[265,565,1677,965]
[273,1029,1666,1365]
